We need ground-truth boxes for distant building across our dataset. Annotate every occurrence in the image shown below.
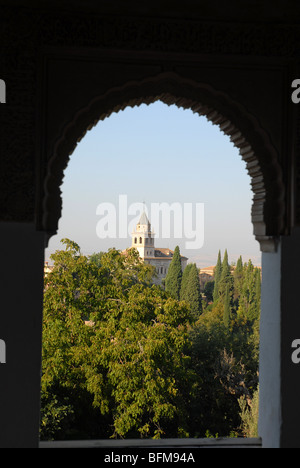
[199,266,215,291]
[126,212,188,285]
[44,262,54,276]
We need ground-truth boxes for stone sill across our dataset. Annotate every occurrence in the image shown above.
[39,437,262,448]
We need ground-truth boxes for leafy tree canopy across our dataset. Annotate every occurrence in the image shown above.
[41,242,261,441]
[41,240,194,440]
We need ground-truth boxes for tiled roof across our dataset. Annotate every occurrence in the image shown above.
[154,248,188,260]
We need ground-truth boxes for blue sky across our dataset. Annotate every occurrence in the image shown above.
[45,101,261,268]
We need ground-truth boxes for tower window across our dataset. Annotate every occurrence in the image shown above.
[139,237,142,244]
[134,237,137,244]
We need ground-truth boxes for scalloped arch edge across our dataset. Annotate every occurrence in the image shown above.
[42,72,285,253]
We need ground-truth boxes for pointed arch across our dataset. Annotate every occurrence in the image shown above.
[42,72,285,252]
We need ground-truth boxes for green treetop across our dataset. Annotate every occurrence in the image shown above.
[218,249,233,300]
[213,250,222,302]
[165,245,183,300]
[180,263,202,320]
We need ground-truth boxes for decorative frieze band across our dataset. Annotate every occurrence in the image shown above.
[1,6,300,57]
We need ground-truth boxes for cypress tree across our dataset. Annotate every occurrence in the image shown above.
[180,263,202,319]
[255,268,261,311]
[213,250,222,302]
[223,283,231,328]
[248,265,261,322]
[236,255,243,273]
[180,263,193,299]
[165,245,182,300]
[218,249,233,299]
[233,255,243,302]
[221,249,230,280]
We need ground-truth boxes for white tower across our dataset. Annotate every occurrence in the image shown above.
[132,211,155,259]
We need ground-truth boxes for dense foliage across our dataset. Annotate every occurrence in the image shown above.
[40,241,260,440]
